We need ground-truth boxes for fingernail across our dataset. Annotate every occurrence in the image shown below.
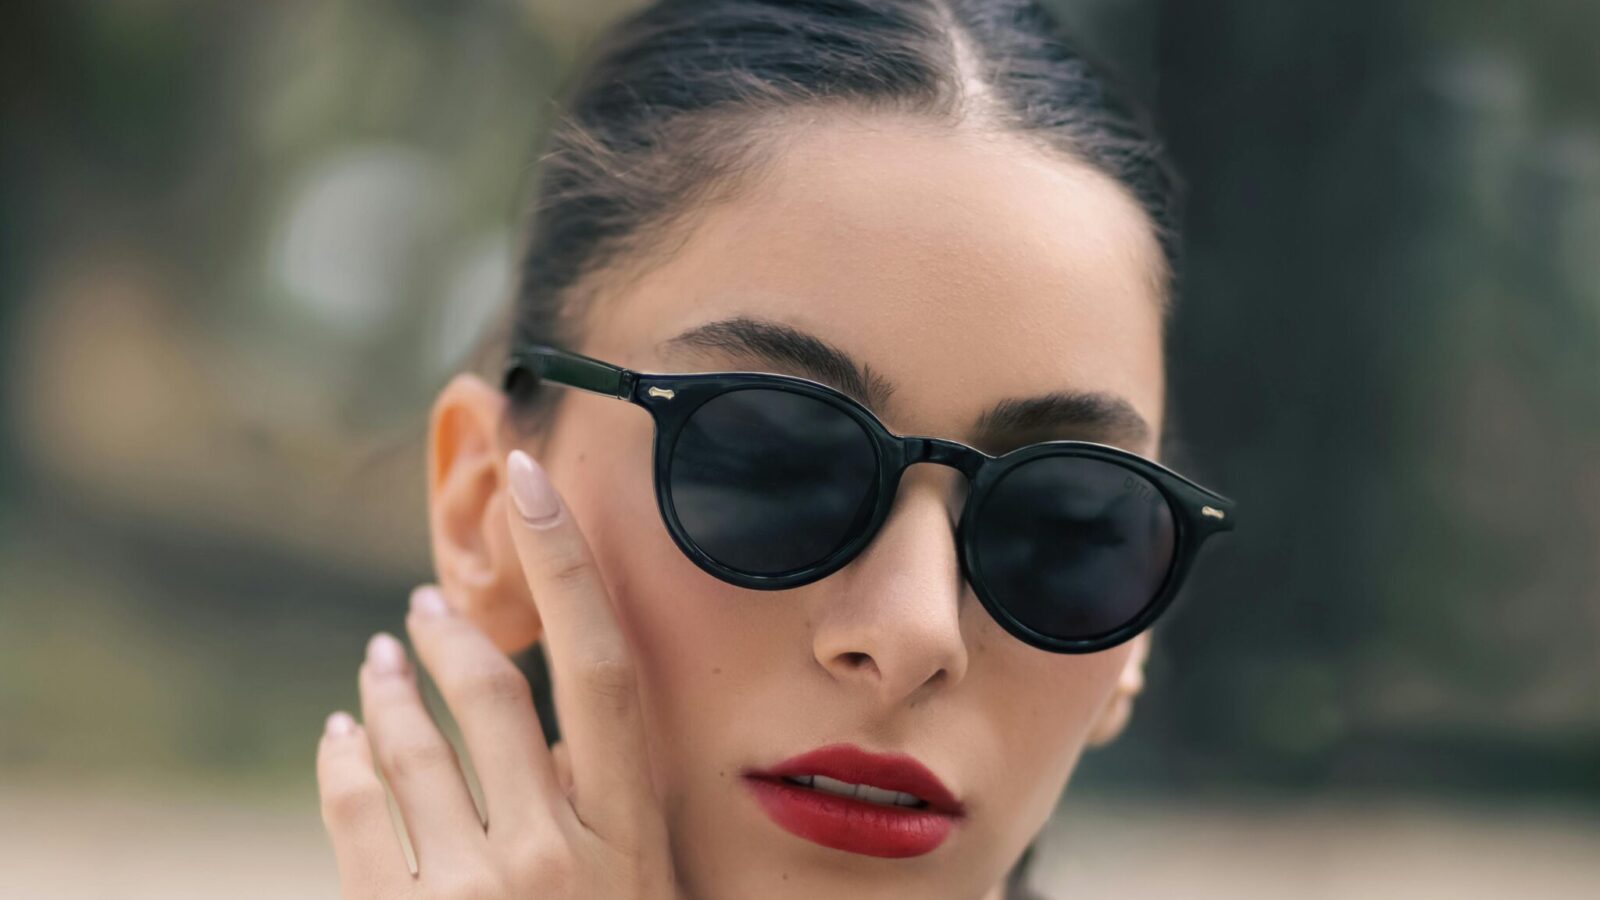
[410,585,449,619]
[508,449,561,525]
[325,711,356,738]
[366,632,406,676]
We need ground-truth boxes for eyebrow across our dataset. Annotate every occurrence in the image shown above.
[658,316,1151,452]
[660,317,897,412]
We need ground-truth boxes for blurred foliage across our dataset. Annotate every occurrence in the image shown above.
[1,0,1595,798]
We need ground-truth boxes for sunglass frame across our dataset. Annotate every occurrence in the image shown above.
[505,344,1236,653]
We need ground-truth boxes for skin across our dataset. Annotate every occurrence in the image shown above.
[316,109,1168,900]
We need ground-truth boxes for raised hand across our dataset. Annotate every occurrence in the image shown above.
[315,449,680,899]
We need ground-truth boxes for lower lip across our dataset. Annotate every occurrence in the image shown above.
[743,776,959,858]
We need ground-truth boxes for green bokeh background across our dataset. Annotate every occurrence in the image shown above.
[2,0,1595,853]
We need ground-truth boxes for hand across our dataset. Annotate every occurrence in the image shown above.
[315,449,680,899]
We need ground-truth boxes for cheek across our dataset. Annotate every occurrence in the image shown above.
[548,404,768,806]
[983,648,1130,870]
[589,505,788,833]
[970,640,1132,815]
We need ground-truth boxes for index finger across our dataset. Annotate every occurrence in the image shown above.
[503,449,660,848]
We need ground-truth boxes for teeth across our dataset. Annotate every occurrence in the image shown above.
[782,774,927,808]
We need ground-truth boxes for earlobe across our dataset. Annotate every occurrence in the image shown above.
[427,372,545,653]
[1085,633,1150,748]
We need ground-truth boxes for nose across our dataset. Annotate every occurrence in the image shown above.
[809,465,971,708]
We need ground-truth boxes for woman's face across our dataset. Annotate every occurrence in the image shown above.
[436,112,1167,900]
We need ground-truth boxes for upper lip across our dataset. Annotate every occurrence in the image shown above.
[743,743,965,816]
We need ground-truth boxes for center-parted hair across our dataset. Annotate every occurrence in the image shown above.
[505,0,1180,432]
[502,3,1177,896]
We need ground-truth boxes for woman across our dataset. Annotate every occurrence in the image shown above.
[314,1,1236,897]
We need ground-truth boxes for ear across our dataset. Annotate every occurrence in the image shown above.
[426,372,543,653]
[1084,632,1150,748]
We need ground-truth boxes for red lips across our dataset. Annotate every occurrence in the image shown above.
[742,743,965,858]
[750,743,965,813]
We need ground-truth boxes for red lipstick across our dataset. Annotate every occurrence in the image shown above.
[742,743,965,858]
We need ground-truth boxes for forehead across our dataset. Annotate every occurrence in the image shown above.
[583,112,1169,449]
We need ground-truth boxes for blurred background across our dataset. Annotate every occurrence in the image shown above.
[2,1,1596,898]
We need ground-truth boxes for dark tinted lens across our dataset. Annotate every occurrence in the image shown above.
[667,388,879,576]
[973,455,1176,640]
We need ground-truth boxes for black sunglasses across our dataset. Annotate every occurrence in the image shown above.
[503,344,1236,654]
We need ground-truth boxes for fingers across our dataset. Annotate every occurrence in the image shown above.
[317,712,416,897]
[358,631,487,872]
[403,584,564,838]
[503,449,659,849]
[550,739,574,801]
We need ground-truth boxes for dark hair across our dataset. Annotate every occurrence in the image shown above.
[503,0,1180,432]
[502,1,1179,894]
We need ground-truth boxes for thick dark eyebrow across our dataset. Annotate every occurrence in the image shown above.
[658,316,1150,452]
[971,392,1150,453]
[659,316,897,413]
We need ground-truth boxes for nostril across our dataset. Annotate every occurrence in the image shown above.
[841,651,879,676]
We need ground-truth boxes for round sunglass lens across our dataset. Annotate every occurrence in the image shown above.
[667,388,879,577]
[972,455,1176,642]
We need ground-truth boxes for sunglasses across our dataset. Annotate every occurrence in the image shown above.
[503,344,1236,654]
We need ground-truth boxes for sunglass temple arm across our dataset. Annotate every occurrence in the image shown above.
[503,345,639,401]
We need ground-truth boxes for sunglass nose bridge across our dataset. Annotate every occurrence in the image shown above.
[902,436,985,478]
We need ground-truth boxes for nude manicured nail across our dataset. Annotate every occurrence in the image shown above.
[508,449,561,525]
[410,586,448,619]
[366,632,406,676]
[325,711,356,737]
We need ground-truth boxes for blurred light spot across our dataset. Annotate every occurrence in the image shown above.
[433,230,512,374]
[272,145,444,336]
